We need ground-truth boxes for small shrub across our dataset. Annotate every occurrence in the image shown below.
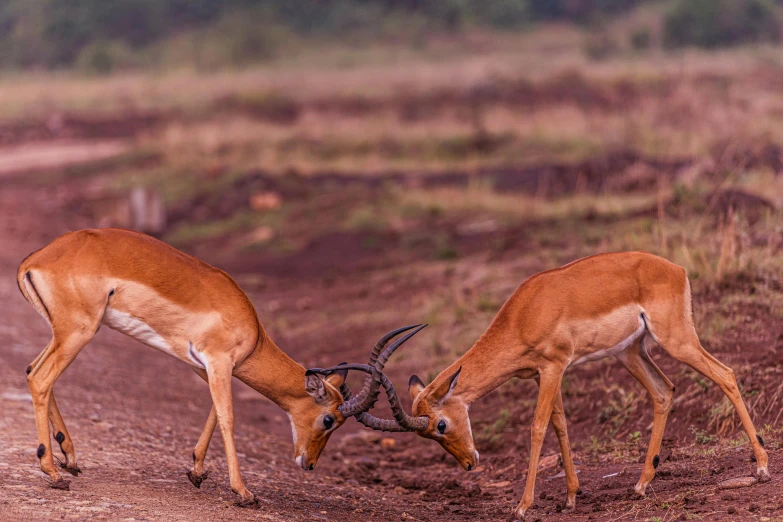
[664,0,783,49]
[630,27,652,50]
[583,31,621,60]
[75,40,134,74]
[690,426,717,445]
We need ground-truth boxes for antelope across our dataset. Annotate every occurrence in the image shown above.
[314,252,770,520]
[16,228,424,506]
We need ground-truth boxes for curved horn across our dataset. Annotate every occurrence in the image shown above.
[310,363,402,427]
[308,325,429,429]
[316,365,429,432]
[331,366,428,432]
[329,325,425,418]
[371,371,429,431]
[339,378,409,432]
[357,324,427,416]
[368,324,422,367]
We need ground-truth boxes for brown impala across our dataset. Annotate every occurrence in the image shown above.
[17,228,424,506]
[314,252,770,520]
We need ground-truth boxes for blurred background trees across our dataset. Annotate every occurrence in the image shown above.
[0,0,781,73]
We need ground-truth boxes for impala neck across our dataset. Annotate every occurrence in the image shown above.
[433,320,521,405]
[233,328,309,413]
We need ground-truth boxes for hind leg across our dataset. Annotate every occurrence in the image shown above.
[650,309,769,481]
[671,337,768,479]
[616,335,675,496]
[28,343,80,475]
[49,393,81,475]
[27,332,92,488]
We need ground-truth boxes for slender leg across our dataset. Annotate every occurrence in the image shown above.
[48,392,81,475]
[27,332,92,489]
[205,358,257,507]
[189,406,217,488]
[27,343,80,474]
[664,334,769,480]
[187,368,217,488]
[550,391,579,509]
[616,336,674,496]
[535,377,579,510]
[515,368,563,520]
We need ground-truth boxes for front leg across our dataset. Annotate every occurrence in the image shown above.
[188,406,217,488]
[515,369,563,520]
[550,390,579,510]
[535,376,579,510]
[187,368,217,488]
[205,358,257,507]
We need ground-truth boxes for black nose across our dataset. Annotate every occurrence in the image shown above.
[309,464,314,471]
[467,463,473,471]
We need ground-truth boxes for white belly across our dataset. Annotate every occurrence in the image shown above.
[103,306,178,358]
[570,310,646,366]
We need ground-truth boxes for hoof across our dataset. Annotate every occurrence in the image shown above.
[187,470,209,489]
[633,483,647,497]
[51,478,70,490]
[235,495,259,509]
[60,463,81,477]
[513,506,527,521]
[758,468,771,483]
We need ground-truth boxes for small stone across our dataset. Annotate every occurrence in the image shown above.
[247,226,275,244]
[485,481,510,488]
[718,476,758,489]
[249,192,282,211]
[380,438,395,450]
[339,432,381,448]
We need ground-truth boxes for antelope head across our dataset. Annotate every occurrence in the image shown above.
[292,367,348,471]
[408,368,479,471]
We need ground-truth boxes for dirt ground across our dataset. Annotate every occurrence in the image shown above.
[0,136,782,522]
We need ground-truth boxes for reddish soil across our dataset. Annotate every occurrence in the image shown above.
[1,157,782,522]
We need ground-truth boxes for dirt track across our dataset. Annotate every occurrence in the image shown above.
[1,171,782,522]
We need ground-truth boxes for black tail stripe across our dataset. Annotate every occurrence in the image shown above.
[26,272,52,323]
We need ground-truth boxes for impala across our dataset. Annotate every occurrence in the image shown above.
[315,252,770,520]
[16,228,424,506]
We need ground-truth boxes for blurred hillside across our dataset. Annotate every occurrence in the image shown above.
[1,0,782,73]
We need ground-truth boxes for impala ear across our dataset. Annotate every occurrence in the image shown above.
[408,375,426,401]
[432,367,461,403]
[324,363,348,388]
[304,371,329,404]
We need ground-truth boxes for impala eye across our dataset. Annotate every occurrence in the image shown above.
[323,415,334,430]
[437,420,446,434]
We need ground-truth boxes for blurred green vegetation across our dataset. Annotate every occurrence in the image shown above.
[0,0,782,73]
[664,0,783,48]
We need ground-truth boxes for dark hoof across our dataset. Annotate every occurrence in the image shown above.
[187,470,209,489]
[51,478,70,490]
[235,496,259,508]
[60,463,81,477]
